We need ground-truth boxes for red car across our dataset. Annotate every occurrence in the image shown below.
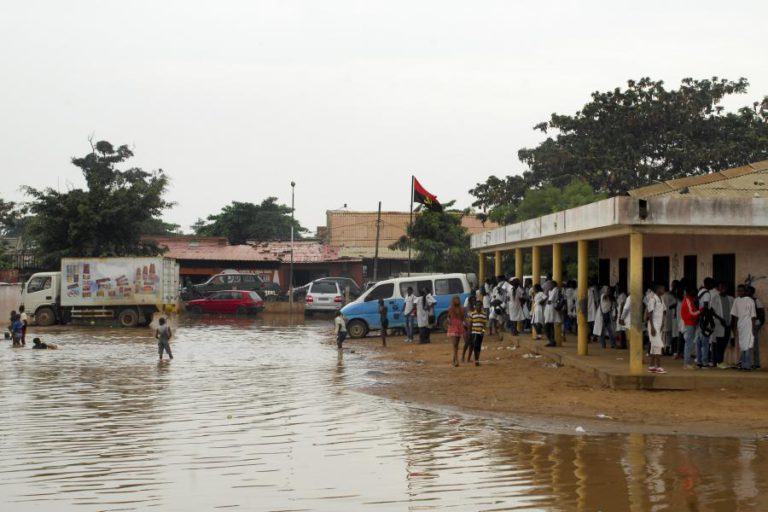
[186,290,265,315]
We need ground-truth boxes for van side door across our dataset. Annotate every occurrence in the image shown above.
[361,282,395,329]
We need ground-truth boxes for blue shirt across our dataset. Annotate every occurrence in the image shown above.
[11,320,23,335]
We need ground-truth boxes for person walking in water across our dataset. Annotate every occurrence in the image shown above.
[447,295,465,367]
[155,317,173,361]
[334,310,347,349]
[378,298,388,347]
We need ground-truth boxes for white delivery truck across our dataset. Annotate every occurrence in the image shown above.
[21,257,180,327]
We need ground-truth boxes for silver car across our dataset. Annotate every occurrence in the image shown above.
[305,280,344,313]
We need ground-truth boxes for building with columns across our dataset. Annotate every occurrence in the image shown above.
[471,160,768,375]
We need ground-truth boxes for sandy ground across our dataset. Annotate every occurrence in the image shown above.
[344,331,768,438]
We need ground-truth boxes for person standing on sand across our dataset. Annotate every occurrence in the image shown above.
[468,302,488,366]
[646,284,667,373]
[402,287,416,343]
[507,278,524,336]
[334,310,347,349]
[378,298,388,347]
[680,286,701,370]
[416,288,436,344]
[731,284,757,371]
[447,295,465,367]
[155,317,173,361]
[531,284,546,341]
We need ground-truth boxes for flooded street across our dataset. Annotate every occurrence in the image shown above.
[1,286,767,510]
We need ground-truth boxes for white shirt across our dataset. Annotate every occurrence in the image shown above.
[403,294,415,315]
[646,293,665,331]
[416,294,437,328]
[731,296,756,351]
[334,316,347,334]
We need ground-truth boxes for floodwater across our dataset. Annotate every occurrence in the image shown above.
[2,288,768,511]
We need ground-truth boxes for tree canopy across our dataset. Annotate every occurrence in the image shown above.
[471,77,768,223]
[194,198,307,245]
[24,140,172,267]
[391,203,475,273]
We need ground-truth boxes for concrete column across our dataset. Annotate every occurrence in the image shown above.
[515,247,524,333]
[494,250,502,277]
[577,239,588,356]
[552,243,563,346]
[478,252,486,284]
[531,246,541,339]
[629,233,644,375]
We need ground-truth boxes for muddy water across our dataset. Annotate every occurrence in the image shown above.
[2,299,768,510]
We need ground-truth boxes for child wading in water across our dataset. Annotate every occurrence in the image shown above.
[378,298,388,347]
[156,318,173,361]
[334,311,347,349]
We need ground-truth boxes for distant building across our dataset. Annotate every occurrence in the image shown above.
[148,236,363,287]
[324,210,495,279]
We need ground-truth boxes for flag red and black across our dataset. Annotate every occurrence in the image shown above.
[412,177,442,212]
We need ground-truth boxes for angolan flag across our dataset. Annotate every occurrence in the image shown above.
[412,177,442,212]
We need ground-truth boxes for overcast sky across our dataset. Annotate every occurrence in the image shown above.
[2,0,766,233]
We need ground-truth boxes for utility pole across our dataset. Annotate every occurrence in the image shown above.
[289,181,296,311]
[408,175,413,276]
[373,201,382,282]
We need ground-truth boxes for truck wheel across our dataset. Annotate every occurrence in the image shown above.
[347,320,368,339]
[118,308,139,328]
[35,307,56,326]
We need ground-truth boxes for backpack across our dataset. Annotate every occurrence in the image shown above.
[555,291,567,312]
[698,289,715,336]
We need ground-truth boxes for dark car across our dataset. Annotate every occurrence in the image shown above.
[185,272,283,301]
[186,290,265,315]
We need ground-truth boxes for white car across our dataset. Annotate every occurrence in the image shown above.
[304,280,345,313]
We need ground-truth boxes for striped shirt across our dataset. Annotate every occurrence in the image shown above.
[470,311,488,334]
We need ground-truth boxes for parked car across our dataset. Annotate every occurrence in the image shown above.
[184,271,283,301]
[340,273,472,338]
[293,277,362,301]
[186,290,265,315]
[304,280,346,313]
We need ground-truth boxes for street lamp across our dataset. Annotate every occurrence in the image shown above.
[289,181,296,310]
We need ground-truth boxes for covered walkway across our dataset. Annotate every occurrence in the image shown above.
[471,160,768,376]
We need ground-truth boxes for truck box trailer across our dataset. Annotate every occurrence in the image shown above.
[22,257,180,327]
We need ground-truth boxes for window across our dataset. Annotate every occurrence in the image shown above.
[27,276,52,294]
[226,275,241,284]
[365,283,395,302]
[683,255,697,285]
[249,292,262,301]
[311,281,338,294]
[434,278,463,295]
[211,292,232,300]
[212,276,225,285]
[712,254,736,293]
[398,280,432,298]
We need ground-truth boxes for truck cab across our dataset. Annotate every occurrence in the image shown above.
[21,272,61,326]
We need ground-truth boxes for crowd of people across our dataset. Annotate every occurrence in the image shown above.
[474,274,765,374]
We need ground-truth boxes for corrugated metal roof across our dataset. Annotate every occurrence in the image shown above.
[149,236,360,264]
[628,160,768,198]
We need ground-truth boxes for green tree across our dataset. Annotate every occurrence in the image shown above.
[194,198,306,244]
[516,179,607,221]
[0,198,19,269]
[471,76,768,221]
[390,204,475,273]
[24,140,171,267]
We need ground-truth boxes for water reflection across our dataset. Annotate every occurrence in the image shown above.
[1,315,767,511]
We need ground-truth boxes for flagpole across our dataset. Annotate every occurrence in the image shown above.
[408,175,414,276]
